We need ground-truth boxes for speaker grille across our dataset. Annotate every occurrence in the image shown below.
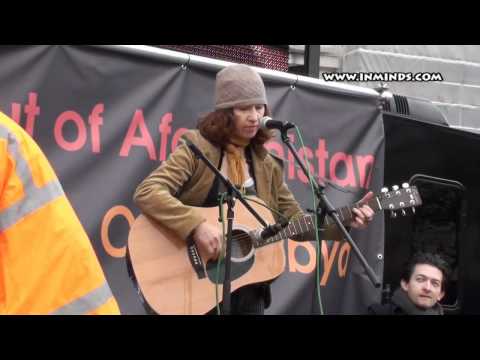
[394,94,410,115]
[382,98,392,112]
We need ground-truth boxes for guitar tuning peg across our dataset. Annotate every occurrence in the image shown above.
[381,187,390,198]
[390,211,397,219]
[402,183,410,189]
[401,209,406,216]
[412,207,416,214]
[392,185,399,191]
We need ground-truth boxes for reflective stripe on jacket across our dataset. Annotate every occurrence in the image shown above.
[0,112,120,314]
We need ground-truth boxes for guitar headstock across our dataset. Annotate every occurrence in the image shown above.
[378,183,423,218]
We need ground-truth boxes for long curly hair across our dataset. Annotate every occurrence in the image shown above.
[197,107,273,148]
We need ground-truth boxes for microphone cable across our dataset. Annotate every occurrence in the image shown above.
[294,124,325,315]
[215,192,228,315]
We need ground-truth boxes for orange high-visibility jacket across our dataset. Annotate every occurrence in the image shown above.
[0,112,120,314]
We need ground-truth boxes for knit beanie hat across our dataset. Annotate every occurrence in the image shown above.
[215,64,268,110]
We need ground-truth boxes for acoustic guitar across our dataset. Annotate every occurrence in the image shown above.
[127,183,422,315]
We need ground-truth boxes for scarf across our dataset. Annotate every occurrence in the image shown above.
[225,135,250,190]
[391,288,443,315]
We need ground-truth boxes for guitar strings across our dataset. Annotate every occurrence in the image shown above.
[226,215,317,245]
[220,210,357,245]
[223,191,395,245]
[226,228,288,245]
[224,212,349,245]
[216,191,395,247]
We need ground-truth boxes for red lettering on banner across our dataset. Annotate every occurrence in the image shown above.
[338,242,351,276]
[287,238,350,285]
[287,134,295,180]
[158,112,172,161]
[316,139,329,182]
[88,104,104,153]
[0,91,377,192]
[54,111,87,151]
[320,241,340,285]
[101,205,134,258]
[171,128,189,151]
[119,110,156,160]
[10,103,22,124]
[356,155,374,189]
[264,137,375,190]
[288,240,316,274]
[24,92,40,137]
[1,93,40,134]
[297,147,315,184]
[330,152,356,187]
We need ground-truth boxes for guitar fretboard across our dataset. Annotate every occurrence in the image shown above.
[254,196,382,248]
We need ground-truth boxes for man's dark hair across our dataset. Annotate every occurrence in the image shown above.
[401,252,451,291]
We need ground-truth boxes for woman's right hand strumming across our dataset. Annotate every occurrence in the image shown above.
[192,222,222,260]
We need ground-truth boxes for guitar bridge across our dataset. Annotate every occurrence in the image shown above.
[187,241,206,279]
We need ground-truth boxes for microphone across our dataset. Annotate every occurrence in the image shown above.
[259,116,286,130]
[259,116,295,131]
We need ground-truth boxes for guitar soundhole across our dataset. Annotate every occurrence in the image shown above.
[230,229,254,262]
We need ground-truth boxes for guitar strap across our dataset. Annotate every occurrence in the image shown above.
[203,151,225,207]
[203,146,258,206]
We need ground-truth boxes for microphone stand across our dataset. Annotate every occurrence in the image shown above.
[278,123,381,289]
[185,140,269,315]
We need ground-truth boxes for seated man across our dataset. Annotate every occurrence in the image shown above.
[368,252,451,315]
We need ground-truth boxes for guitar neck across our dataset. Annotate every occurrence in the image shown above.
[255,196,382,248]
[325,195,382,227]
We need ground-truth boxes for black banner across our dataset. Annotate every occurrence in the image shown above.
[0,45,384,314]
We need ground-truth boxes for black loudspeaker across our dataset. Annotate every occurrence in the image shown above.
[381,93,449,127]
[408,174,467,314]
